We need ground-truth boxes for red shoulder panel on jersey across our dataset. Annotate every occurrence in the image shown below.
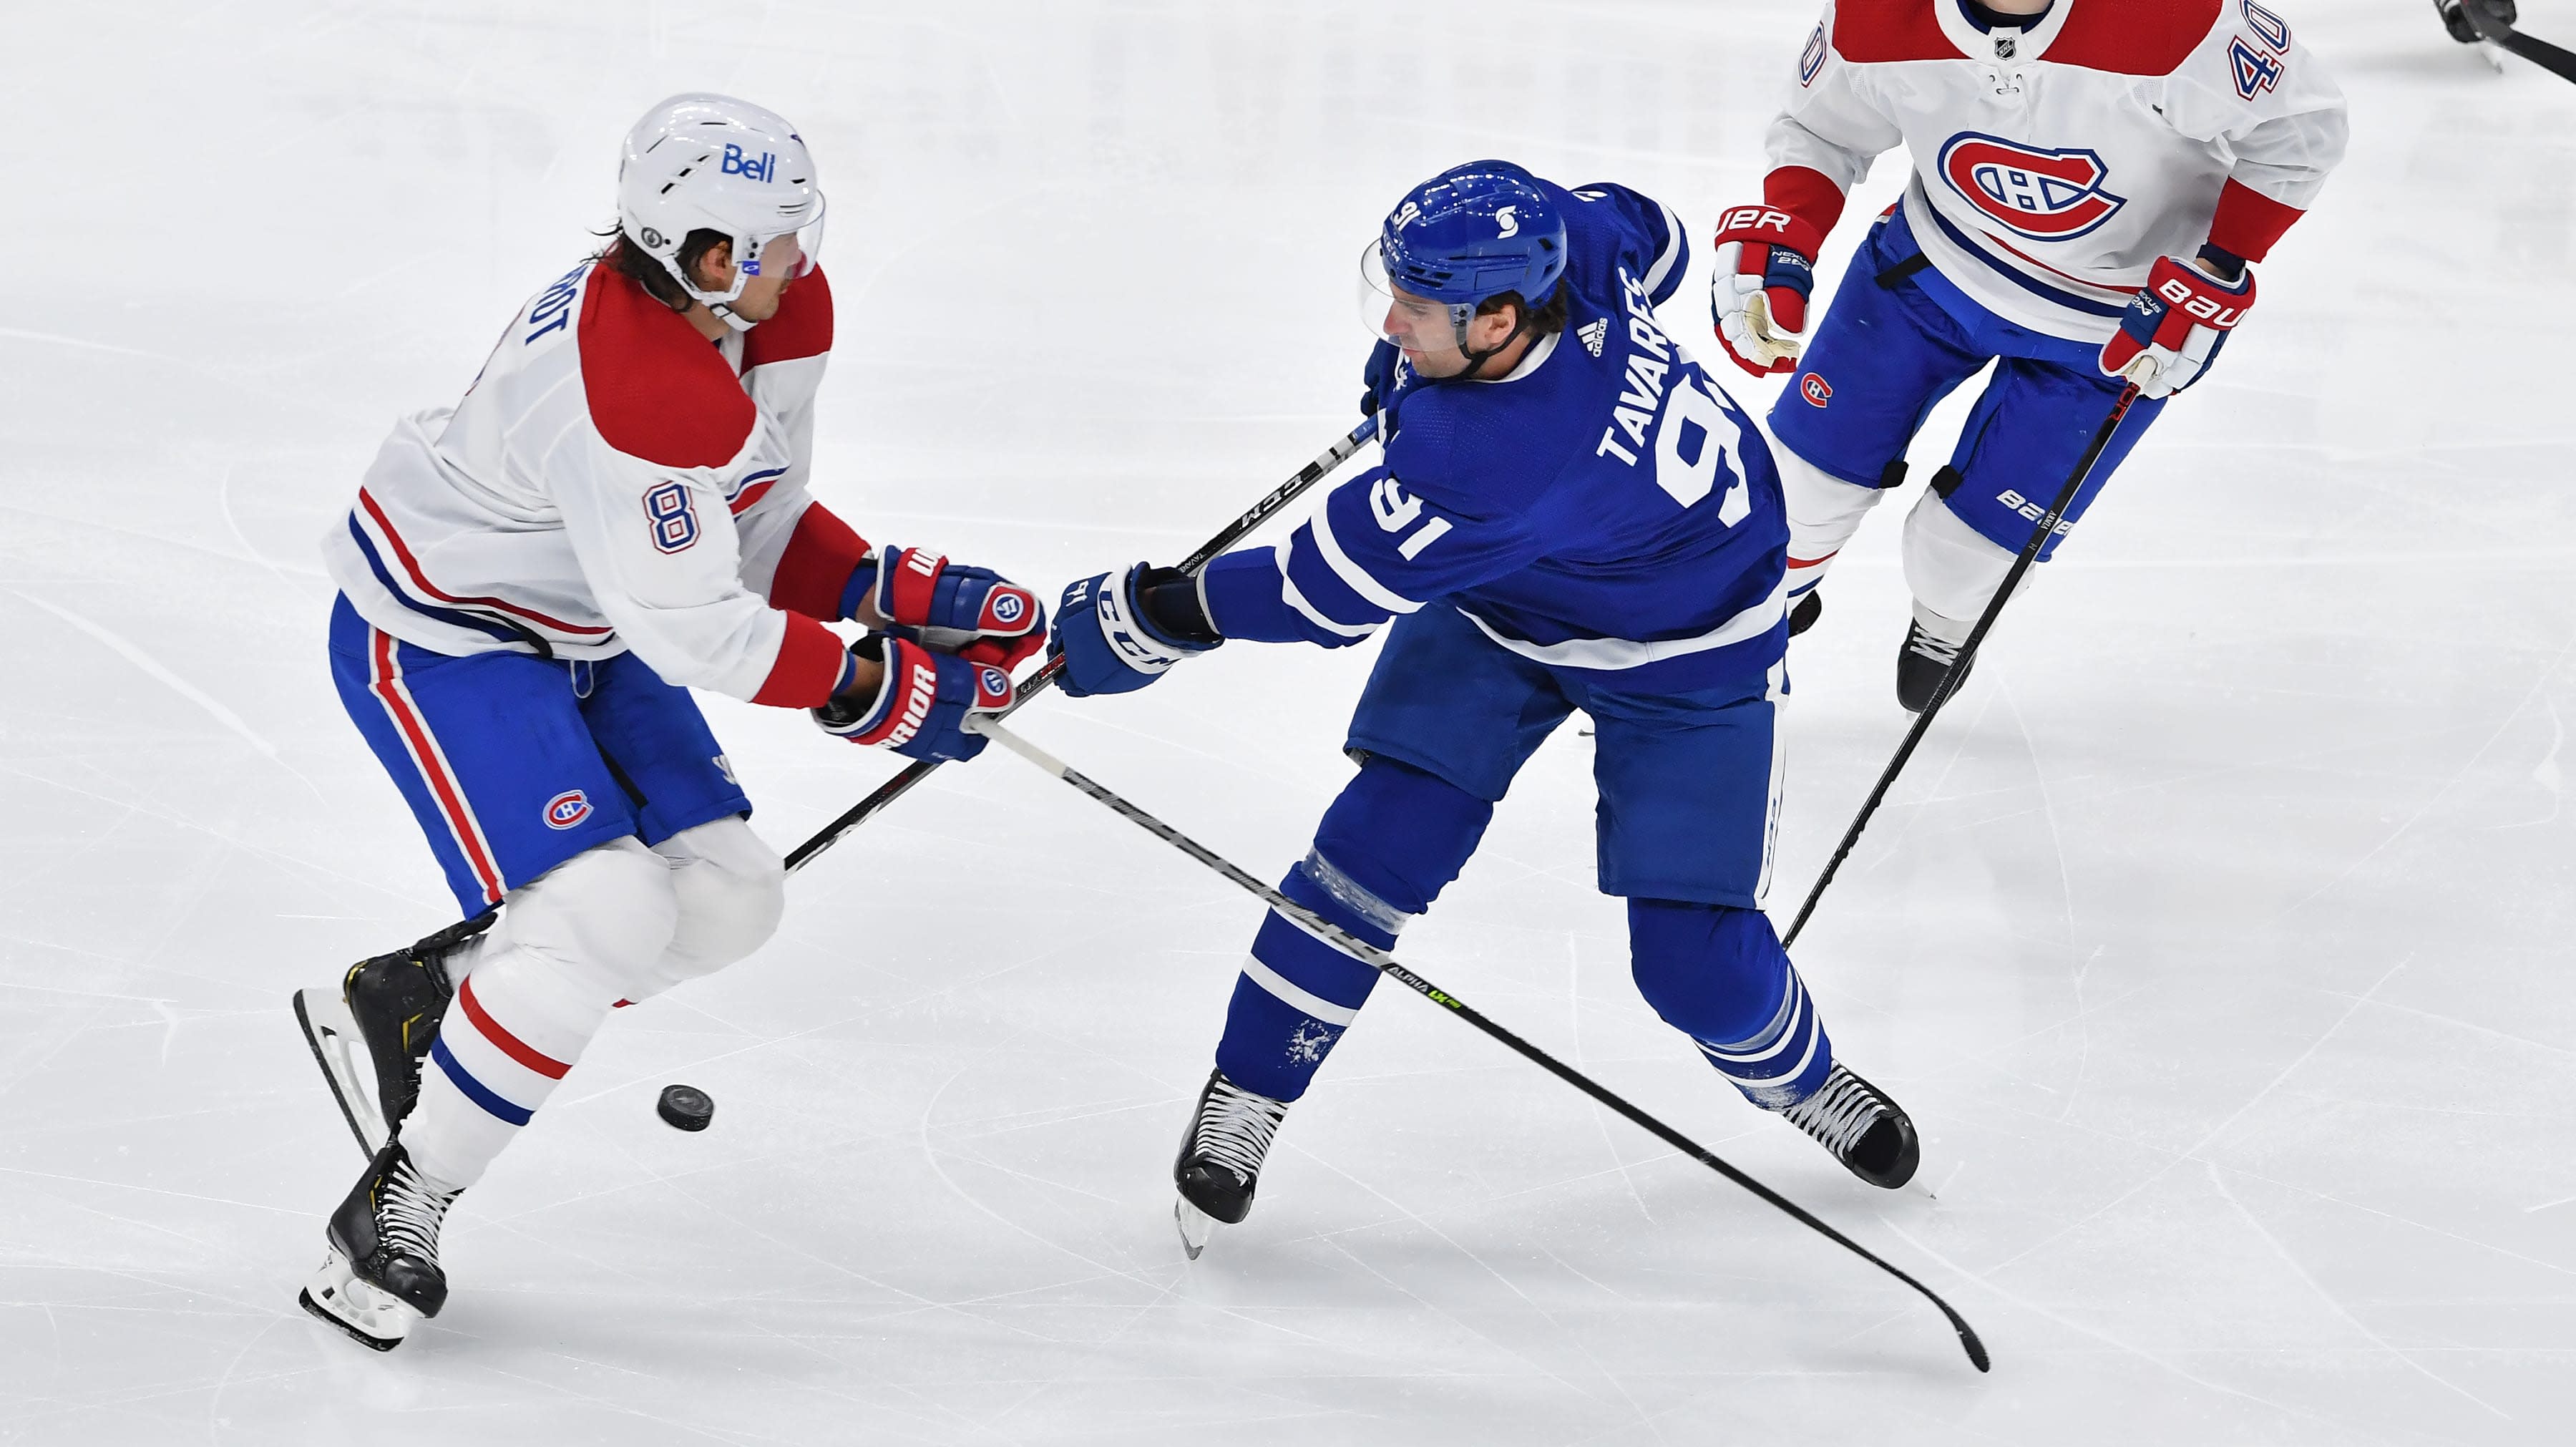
[578,263,757,470]
[1831,0,1962,63]
[743,265,834,371]
[2047,0,2224,77]
[769,503,872,620]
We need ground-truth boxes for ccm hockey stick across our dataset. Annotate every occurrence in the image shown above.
[1782,384,2142,947]
[781,416,1380,875]
[967,716,1993,1374]
[2462,0,2576,82]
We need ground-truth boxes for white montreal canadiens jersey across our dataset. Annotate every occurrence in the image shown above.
[321,258,848,706]
[1770,0,2347,341]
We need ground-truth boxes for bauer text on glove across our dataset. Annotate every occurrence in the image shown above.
[2099,253,2255,400]
[1709,205,1823,378]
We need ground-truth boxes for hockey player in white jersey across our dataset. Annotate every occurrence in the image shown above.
[294,94,1043,1351]
[1709,0,2346,708]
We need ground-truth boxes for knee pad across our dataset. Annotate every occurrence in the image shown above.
[1626,900,1790,1046]
[1311,756,1493,916]
[648,816,786,990]
[1901,488,2033,627]
[494,837,682,1002]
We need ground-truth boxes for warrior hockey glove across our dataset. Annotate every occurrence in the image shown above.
[1049,563,1221,698]
[2099,253,2255,399]
[1709,204,1824,378]
[849,545,1047,672]
[813,635,1012,762]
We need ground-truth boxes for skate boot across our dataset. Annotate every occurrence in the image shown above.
[1778,1063,1921,1189]
[299,1138,464,1351]
[2438,0,2514,46]
[1787,592,1823,638]
[1172,1068,1289,1260]
[294,912,493,1155]
[1895,618,1972,713]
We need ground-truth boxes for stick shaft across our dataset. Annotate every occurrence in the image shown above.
[781,416,1378,876]
[970,718,1989,1372]
[1781,385,2139,946]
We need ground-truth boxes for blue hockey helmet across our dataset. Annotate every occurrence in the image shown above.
[1360,160,1568,358]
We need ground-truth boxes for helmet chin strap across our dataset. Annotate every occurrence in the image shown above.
[1448,306,1536,383]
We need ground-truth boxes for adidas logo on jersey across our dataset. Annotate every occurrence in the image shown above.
[1577,319,1608,357]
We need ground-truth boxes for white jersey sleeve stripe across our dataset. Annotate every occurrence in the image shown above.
[1272,541,1380,640]
[1307,502,1423,615]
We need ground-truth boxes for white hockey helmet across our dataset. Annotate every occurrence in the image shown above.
[617,93,826,330]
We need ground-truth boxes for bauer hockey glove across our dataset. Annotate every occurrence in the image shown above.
[847,545,1047,672]
[1049,563,1221,698]
[1709,204,1824,378]
[2099,252,2255,399]
[813,635,1012,762]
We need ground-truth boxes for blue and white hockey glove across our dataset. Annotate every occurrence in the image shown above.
[812,635,1012,761]
[845,545,1047,673]
[1048,564,1221,698]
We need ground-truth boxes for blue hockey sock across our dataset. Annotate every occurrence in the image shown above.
[1213,856,1400,1101]
[1628,899,1834,1109]
[1212,758,1491,1102]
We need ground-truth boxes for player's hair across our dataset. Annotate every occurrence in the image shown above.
[1475,282,1570,339]
[594,228,736,313]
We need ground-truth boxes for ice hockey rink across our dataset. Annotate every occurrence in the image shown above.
[5,1,2572,1441]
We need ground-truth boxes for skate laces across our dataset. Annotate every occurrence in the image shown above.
[1906,623,1963,666]
[379,1156,459,1267]
[1780,1066,1885,1157]
[1192,1078,1287,1187]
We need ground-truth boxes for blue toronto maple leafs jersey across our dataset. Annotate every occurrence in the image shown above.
[1199,179,1790,692]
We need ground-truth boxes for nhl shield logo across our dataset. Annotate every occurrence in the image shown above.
[1937,133,2127,242]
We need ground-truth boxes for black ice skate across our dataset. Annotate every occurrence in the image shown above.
[2437,0,2515,46]
[1787,591,1823,638]
[1778,1063,1921,1190]
[293,912,492,1156]
[1895,618,1973,713]
[1172,1068,1289,1260]
[299,1138,464,1352]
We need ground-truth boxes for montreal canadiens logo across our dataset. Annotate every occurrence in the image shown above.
[543,789,592,830]
[1800,374,1833,408]
[1938,133,2127,242]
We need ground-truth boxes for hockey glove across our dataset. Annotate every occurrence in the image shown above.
[2099,253,2255,399]
[813,635,1012,762]
[1048,563,1221,698]
[1709,204,1824,378]
[849,545,1047,672]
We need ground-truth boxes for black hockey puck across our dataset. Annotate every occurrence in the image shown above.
[657,1083,715,1132]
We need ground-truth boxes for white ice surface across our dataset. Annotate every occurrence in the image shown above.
[5,2,2575,1442]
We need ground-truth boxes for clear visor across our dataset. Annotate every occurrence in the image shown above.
[1358,239,1472,355]
[743,208,827,283]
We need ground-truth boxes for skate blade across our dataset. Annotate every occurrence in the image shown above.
[1174,1197,1216,1261]
[293,988,386,1158]
[299,1251,417,1352]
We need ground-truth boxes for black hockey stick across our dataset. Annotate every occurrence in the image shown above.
[779,416,1380,876]
[968,716,1992,1373]
[2463,0,2576,82]
[1781,384,2142,947]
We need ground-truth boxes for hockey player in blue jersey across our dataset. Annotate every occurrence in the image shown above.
[1048,161,1923,1254]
